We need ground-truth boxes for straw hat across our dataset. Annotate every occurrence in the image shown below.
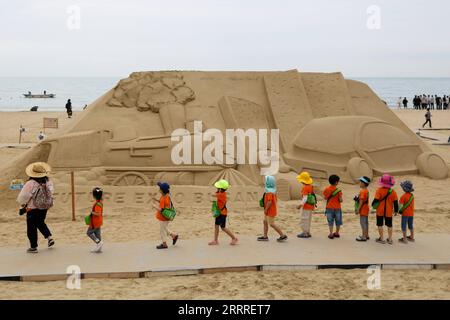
[25,162,51,178]
[214,179,230,190]
[297,172,313,185]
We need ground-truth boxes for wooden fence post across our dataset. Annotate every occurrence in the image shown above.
[71,171,76,221]
[19,125,23,144]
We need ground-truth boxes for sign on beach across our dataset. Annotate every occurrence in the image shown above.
[9,179,24,190]
[43,118,59,129]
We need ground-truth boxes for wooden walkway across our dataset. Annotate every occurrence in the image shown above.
[1,234,449,282]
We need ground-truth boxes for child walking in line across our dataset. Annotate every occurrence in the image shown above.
[257,176,288,242]
[87,187,104,253]
[355,176,371,242]
[399,180,415,244]
[209,179,238,246]
[372,174,399,245]
[323,175,343,239]
[153,182,179,250]
[297,172,316,238]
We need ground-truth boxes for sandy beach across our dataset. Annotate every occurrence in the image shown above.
[1,109,450,300]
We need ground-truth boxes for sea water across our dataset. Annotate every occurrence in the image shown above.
[0,77,119,111]
[0,77,449,111]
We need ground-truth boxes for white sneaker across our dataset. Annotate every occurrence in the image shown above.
[95,241,103,253]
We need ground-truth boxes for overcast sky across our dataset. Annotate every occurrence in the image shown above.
[1,0,450,77]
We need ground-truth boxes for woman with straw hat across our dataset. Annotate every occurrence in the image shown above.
[17,162,55,253]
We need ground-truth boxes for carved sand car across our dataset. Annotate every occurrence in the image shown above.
[283,116,448,183]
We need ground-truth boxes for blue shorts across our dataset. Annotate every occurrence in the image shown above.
[326,209,343,227]
[401,216,414,231]
[360,216,369,231]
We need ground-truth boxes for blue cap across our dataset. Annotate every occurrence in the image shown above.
[157,182,170,193]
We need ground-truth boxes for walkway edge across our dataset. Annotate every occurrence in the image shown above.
[1,264,449,282]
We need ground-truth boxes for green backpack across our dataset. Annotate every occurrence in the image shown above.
[211,201,221,218]
[372,189,393,210]
[306,193,317,206]
[84,215,91,226]
[354,195,360,212]
[161,198,176,221]
[85,201,102,225]
[399,194,414,214]
[259,193,266,208]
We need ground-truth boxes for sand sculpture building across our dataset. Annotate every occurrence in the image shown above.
[1,70,447,201]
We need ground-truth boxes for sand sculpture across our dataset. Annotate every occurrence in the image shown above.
[0,70,448,201]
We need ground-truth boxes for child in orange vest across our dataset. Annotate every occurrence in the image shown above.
[87,187,104,253]
[399,180,415,244]
[296,172,316,238]
[209,179,238,246]
[323,175,343,239]
[355,176,371,242]
[372,174,399,245]
[153,182,179,250]
[257,176,288,242]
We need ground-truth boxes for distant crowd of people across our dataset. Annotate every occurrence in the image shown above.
[398,95,450,110]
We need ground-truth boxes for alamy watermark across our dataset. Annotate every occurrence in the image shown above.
[66,265,82,290]
[171,121,280,176]
[66,5,81,30]
[366,265,381,290]
[366,5,381,30]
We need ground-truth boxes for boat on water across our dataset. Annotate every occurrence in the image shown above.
[23,93,55,98]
